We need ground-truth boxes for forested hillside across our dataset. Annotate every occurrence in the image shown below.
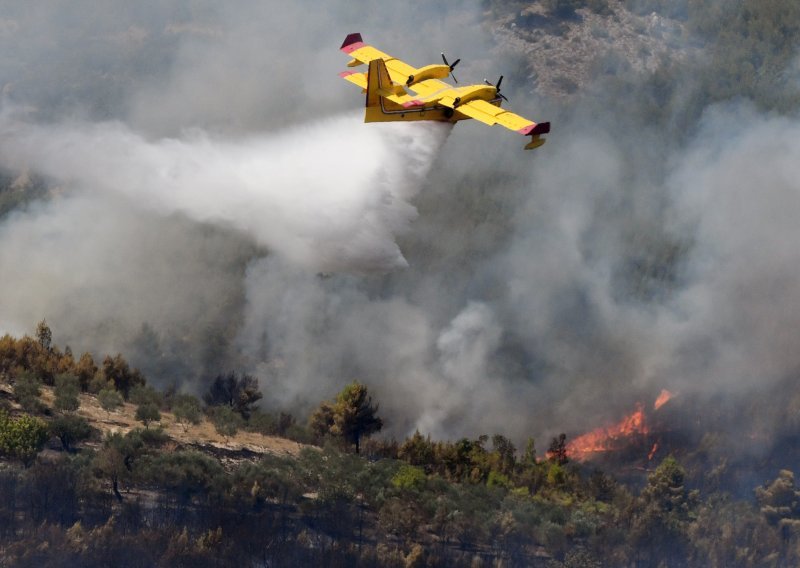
[1,324,800,566]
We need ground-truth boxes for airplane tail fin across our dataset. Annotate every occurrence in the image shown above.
[366,58,393,108]
[363,58,416,122]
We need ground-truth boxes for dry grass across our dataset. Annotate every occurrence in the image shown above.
[76,392,307,458]
[4,383,308,459]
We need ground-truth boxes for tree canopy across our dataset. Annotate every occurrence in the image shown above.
[311,381,383,454]
[203,371,263,418]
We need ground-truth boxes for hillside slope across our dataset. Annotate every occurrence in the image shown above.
[2,383,306,462]
[488,0,692,97]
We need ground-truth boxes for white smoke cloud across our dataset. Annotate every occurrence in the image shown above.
[438,301,501,389]
[238,263,528,439]
[662,103,800,395]
[0,114,451,272]
[0,192,253,358]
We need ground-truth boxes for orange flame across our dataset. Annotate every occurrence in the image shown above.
[648,442,659,461]
[654,389,675,411]
[566,403,648,461]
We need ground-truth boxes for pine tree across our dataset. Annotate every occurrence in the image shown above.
[331,382,383,454]
[35,319,52,352]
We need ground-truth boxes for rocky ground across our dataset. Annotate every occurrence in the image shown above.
[487,1,696,97]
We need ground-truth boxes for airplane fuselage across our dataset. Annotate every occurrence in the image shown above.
[366,80,502,124]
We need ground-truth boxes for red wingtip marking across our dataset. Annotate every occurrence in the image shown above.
[402,100,424,108]
[517,122,551,136]
[342,41,365,54]
[339,71,356,78]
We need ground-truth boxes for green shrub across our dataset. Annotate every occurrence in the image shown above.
[54,374,80,413]
[212,406,243,439]
[172,394,202,431]
[50,414,92,451]
[0,410,49,466]
[13,372,44,413]
[487,470,512,490]
[98,388,123,416]
[392,464,426,491]
[135,402,161,428]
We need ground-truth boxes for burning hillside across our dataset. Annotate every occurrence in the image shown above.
[566,390,675,462]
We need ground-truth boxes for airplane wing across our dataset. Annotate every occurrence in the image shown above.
[339,70,367,89]
[447,99,551,149]
[341,33,417,86]
[341,68,451,102]
[405,78,451,98]
[446,99,532,130]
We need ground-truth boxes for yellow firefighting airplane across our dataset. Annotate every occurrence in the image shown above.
[339,33,550,150]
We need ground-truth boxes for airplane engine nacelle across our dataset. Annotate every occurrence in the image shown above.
[406,64,451,86]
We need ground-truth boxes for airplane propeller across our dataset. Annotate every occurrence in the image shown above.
[441,52,461,83]
[484,76,509,102]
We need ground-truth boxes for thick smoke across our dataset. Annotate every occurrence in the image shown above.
[494,105,800,436]
[663,104,800,397]
[0,114,451,272]
[2,1,800,448]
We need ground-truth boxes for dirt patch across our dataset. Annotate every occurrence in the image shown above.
[61,389,311,459]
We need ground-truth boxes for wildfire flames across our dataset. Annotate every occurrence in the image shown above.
[566,390,676,462]
[566,403,648,461]
[654,389,674,411]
